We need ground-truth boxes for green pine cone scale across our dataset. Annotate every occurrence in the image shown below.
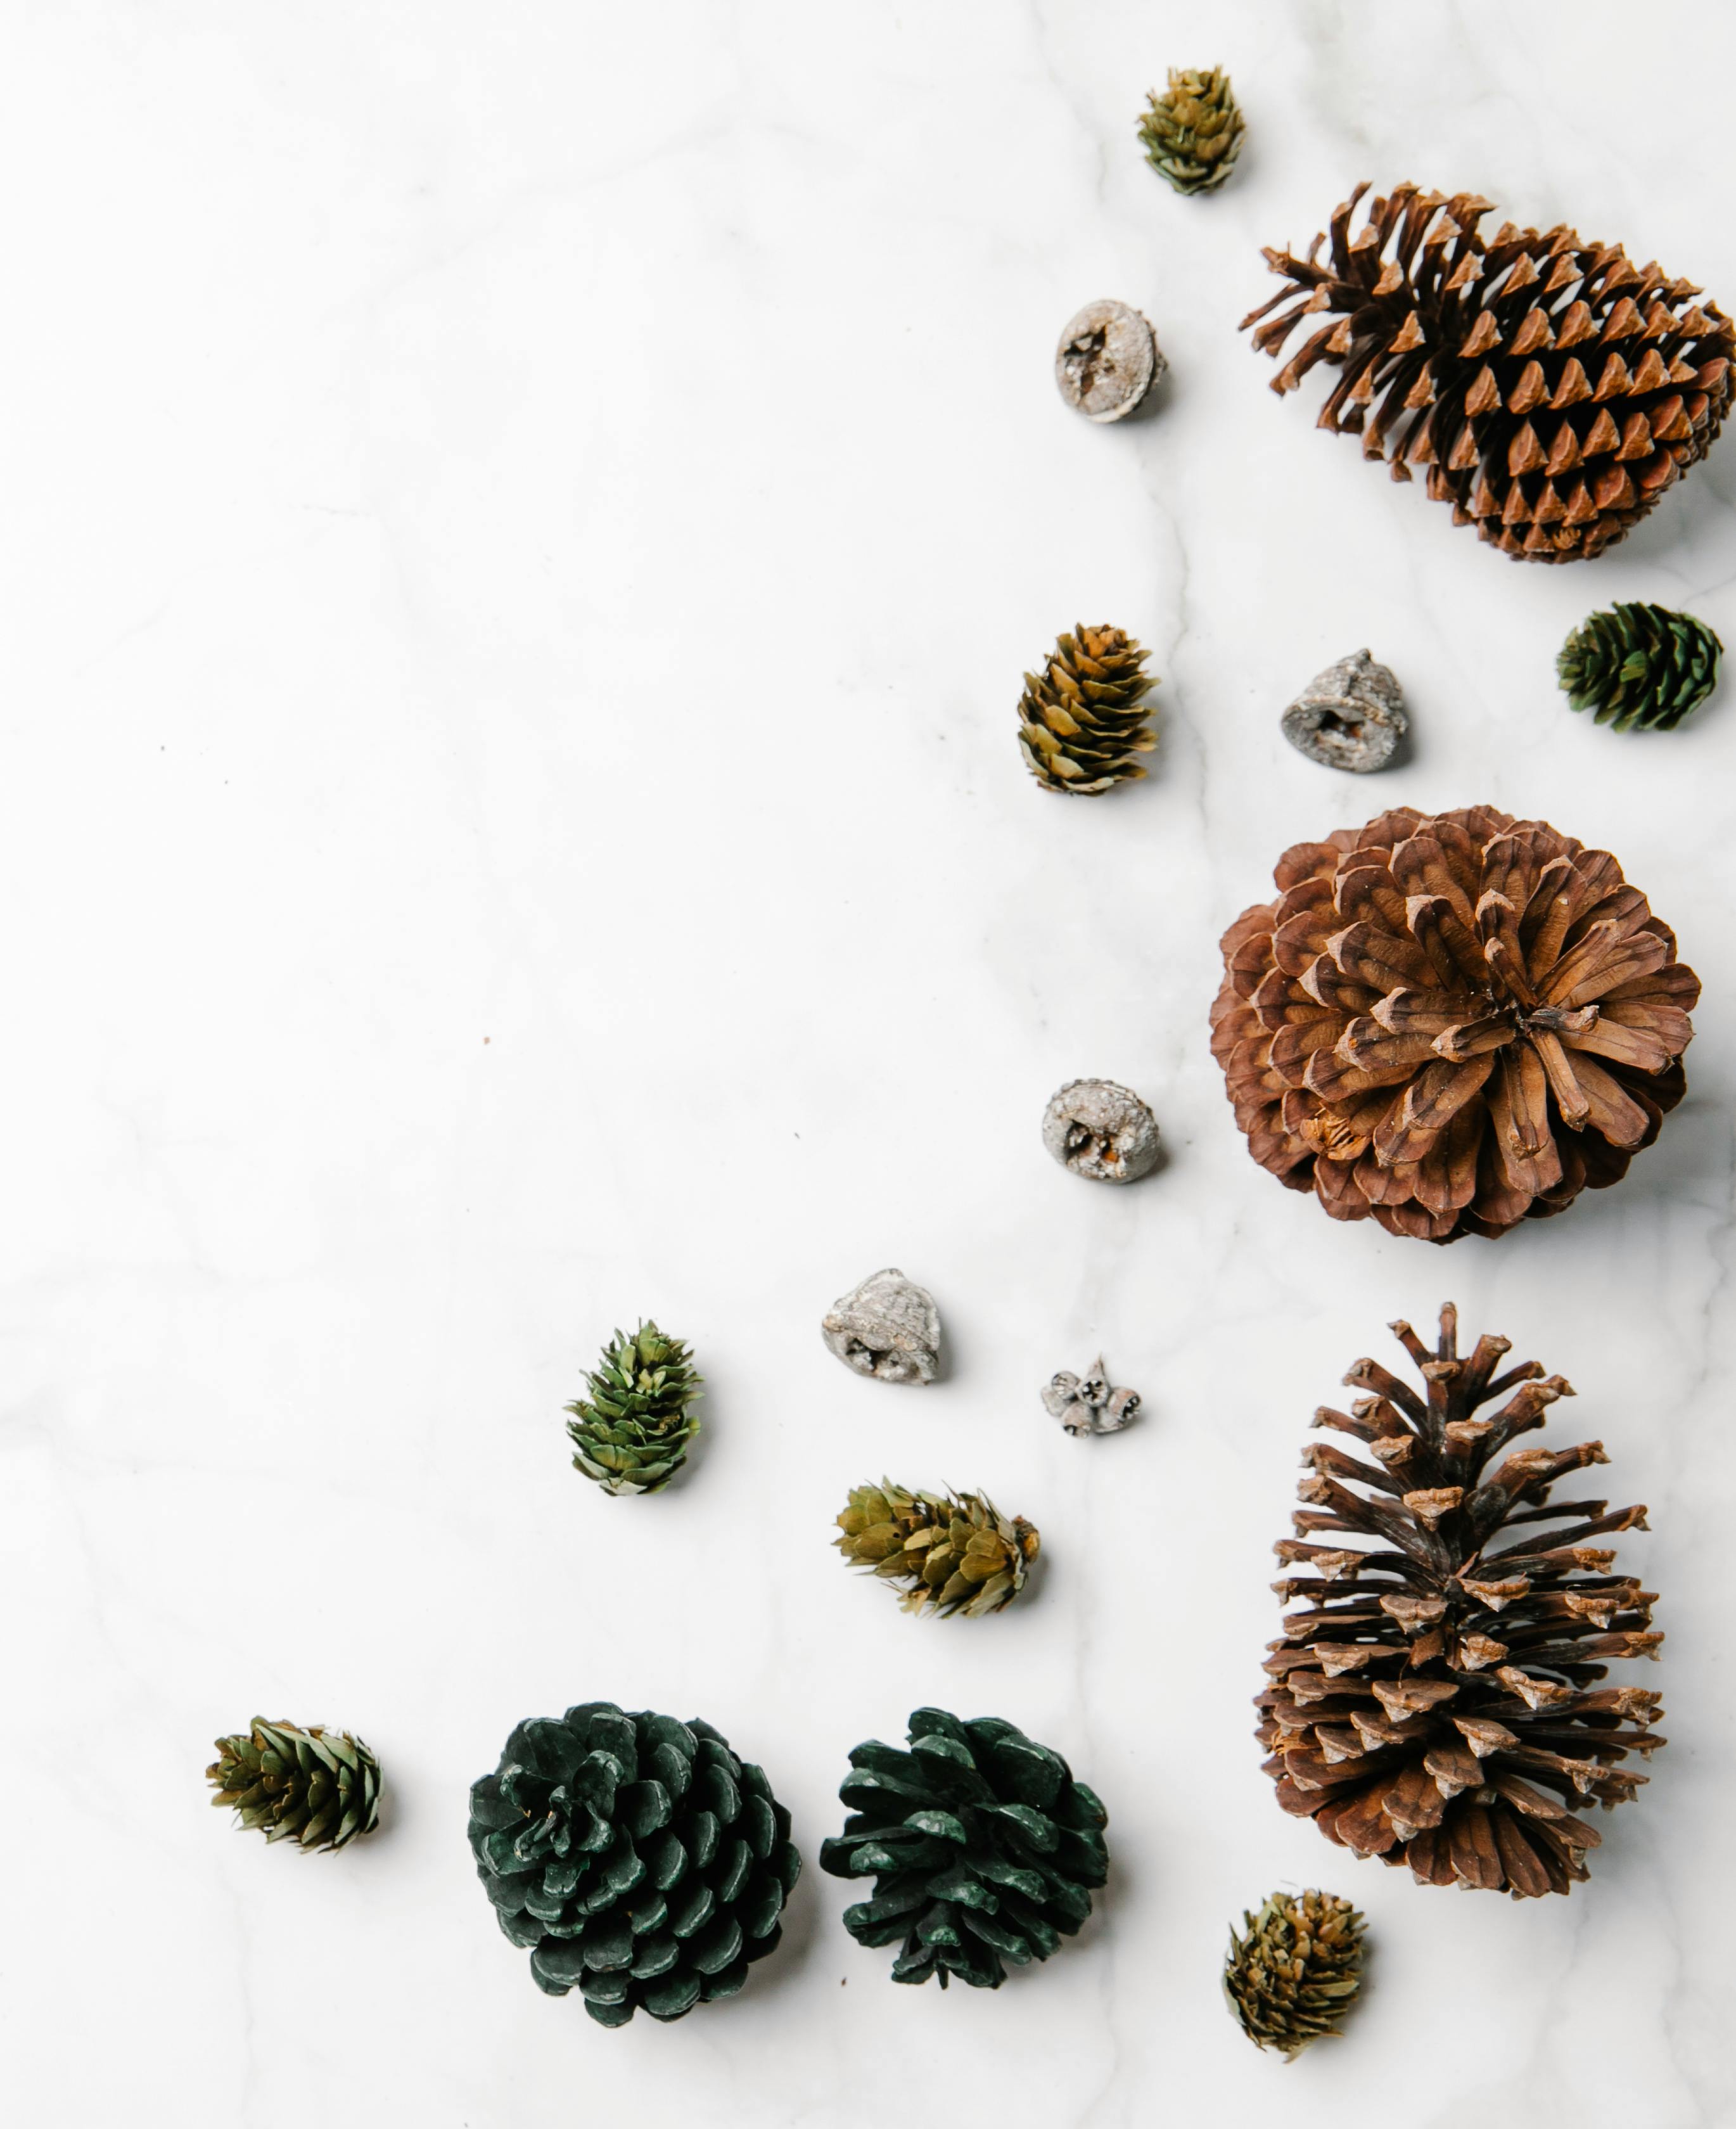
[566,1322,701,1495]
[821,1708,1107,1991]
[469,1703,800,2028]
[1558,601,1723,731]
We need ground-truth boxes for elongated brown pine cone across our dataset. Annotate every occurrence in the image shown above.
[1210,806,1697,1241]
[1259,1305,1663,1898]
[1242,182,1736,562]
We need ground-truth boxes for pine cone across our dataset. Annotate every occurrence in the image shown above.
[1258,1306,1663,1898]
[566,1322,701,1495]
[207,1718,381,1851]
[834,1481,1040,1618]
[1223,1889,1365,2057]
[1209,804,1698,1241]
[1137,67,1245,195]
[1559,601,1723,732]
[1018,625,1156,793]
[1242,182,1736,563]
[468,1702,801,2026]
[820,1707,1107,1988]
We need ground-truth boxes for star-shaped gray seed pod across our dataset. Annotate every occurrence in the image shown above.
[1042,1357,1140,1436]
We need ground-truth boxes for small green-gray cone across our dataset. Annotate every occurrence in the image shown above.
[566,1322,701,1495]
[207,1718,381,1851]
[820,1707,1108,1990]
[1223,1889,1365,2057]
[1137,66,1245,195]
[468,1703,801,2027]
[1557,601,1723,732]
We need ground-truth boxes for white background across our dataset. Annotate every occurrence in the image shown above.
[5,4,1735,2123]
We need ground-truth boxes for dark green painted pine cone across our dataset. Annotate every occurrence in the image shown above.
[1223,1888,1365,2057]
[566,1322,701,1495]
[207,1718,381,1851]
[1557,601,1722,731]
[1137,66,1245,195]
[820,1707,1107,1990]
[468,1703,801,2028]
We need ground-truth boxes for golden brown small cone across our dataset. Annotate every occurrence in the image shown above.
[1018,625,1156,793]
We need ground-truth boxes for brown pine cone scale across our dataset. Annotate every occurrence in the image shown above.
[1211,805,1697,1241]
[1242,183,1736,563]
[1258,1306,1663,1898]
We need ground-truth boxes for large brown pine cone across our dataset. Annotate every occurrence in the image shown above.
[1259,1305,1663,1898]
[1242,183,1736,563]
[1209,806,1697,1242]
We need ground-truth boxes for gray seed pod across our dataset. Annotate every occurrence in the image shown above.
[1042,1079,1161,1183]
[822,1267,941,1385]
[1280,649,1408,772]
[1042,1357,1141,1436]
[1055,300,1165,423]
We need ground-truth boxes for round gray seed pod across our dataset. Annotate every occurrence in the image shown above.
[821,1267,941,1384]
[1041,1079,1161,1183]
[1281,649,1408,772]
[1055,300,1165,423]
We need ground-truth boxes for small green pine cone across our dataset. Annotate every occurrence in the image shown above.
[207,1718,381,1851]
[1137,67,1245,195]
[1223,1889,1365,2057]
[834,1480,1040,1618]
[567,1322,701,1495]
[1557,601,1722,731]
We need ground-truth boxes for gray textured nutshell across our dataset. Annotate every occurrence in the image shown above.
[1042,1357,1140,1437]
[821,1267,941,1385]
[1055,300,1166,423]
[1280,649,1408,772]
[1041,1078,1161,1183]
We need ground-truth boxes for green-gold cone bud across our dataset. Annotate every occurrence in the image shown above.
[1558,601,1721,732]
[207,1718,381,1851]
[566,1320,701,1495]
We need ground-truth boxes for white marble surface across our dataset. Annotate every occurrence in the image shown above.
[7,3,1736,2122]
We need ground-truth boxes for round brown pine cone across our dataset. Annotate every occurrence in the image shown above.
[1242,183,1736,563]
[1259,1305,1663,1899]
[1209,805,1697,1242]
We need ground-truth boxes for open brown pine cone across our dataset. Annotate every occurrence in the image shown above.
[1258,1305,1663,1898]
[1242,183,1735,563]
[1210,806,1697,1241]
